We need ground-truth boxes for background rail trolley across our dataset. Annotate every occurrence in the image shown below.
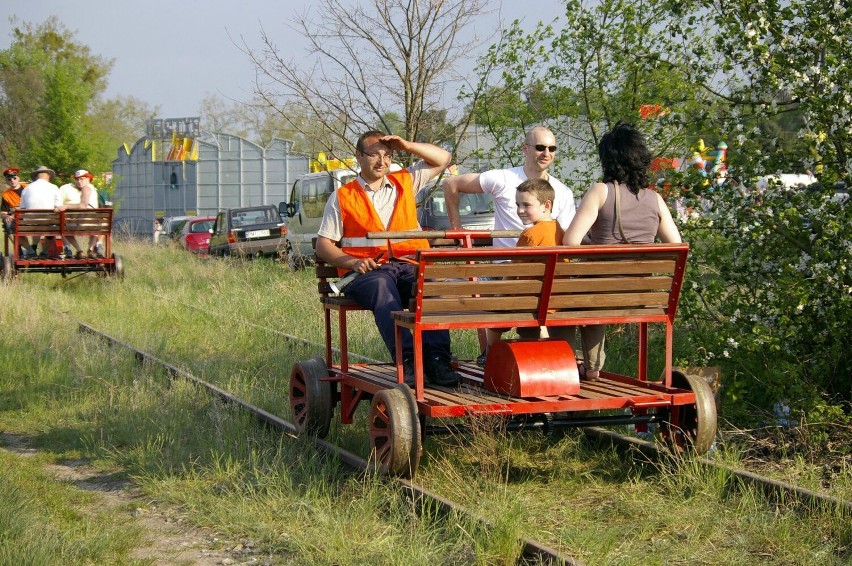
[290,231,717,477]
[1,208,124,281]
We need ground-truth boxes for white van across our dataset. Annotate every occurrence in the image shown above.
[282,167,358,268]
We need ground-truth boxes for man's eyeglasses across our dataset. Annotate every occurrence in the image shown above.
[362,151,394,162]
[533,144,557,153]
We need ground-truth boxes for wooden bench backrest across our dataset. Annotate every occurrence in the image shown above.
[13,210,62,234]
[14,209,113,236]
[315,260,340,297]
[412,243,689,326]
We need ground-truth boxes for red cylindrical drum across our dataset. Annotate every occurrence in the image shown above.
[483,339,580,397]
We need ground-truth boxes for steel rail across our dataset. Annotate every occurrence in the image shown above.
[584,428,852,515]
[93,291,852,518]
[76,321,580,566]
[97,292,852,518]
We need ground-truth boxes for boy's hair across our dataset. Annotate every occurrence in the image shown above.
[516,178,555,206]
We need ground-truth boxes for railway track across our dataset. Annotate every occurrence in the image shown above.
[74,305,852,561]
[77,320,580,566]
[145,292,852,516]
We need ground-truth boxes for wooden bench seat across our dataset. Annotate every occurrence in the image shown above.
[12,208,114,259]
[391,243,689,395]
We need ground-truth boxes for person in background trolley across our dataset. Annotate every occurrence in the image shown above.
[71,170,103,258]
[563,121,681,381]
[19,166,61,258]
[1,167,25,253]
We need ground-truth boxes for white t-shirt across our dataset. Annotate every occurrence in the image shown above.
[20,178,61,210]
[479,166,575,248]
[59,183,81,206]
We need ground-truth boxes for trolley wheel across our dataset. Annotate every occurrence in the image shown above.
[369,384,422,478]
[662,370,718,454]
[0,255,12,281]
[111,253,125,279]
[289,356,334,438]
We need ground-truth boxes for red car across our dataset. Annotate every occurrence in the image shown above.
[179,216,215,255]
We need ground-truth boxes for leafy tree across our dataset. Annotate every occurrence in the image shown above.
[468,0,852,418]
[86,95,158,174]
[27,61,96,177]
[0,17,113,174]
[668,0,852,416]
[466,1,709,187]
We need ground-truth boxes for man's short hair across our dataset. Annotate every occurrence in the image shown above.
[516,178,555,205]
[355,130,387,153]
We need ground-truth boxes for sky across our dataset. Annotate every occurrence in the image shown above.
[1,0,568,121]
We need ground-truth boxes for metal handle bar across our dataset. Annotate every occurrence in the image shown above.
[366,229,522,240]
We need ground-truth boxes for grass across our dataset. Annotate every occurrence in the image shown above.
[1,237,851,564]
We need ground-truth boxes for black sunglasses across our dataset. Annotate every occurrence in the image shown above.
[4,174,18,179]
[533,144,557,153]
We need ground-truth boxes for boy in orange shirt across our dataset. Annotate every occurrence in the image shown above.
[483,178,572,358]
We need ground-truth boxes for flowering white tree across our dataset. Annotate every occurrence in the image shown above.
[468,0,852,418]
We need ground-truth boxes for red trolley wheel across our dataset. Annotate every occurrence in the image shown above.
[662,370,718,454]
[290,356,334,438]
[369,384,422,478]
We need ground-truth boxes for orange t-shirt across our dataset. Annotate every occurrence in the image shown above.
[516,219,564,247]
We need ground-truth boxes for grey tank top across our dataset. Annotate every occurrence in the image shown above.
[589,182,661,244]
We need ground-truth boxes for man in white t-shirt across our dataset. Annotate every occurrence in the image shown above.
[443,126,576,363]
[444,126,575,246]
[20,166,61,258]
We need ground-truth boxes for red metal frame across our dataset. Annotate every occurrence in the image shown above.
[320,238,694,427]
[6,209,117,275]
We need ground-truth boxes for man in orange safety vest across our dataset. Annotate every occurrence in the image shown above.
[315,131,462,388]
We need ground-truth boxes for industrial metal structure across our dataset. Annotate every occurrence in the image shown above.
[110,117,309,236]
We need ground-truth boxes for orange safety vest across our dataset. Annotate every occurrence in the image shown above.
[337,170,430,274]
[1,187,22,210]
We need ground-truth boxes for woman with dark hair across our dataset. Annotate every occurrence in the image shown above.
[563,121,681,381]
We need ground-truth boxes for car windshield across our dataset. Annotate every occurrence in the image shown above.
[429,191,494,217]
[230,208,277,227]
[191,220,214,233]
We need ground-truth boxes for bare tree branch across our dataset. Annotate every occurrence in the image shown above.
[239,0,490,160]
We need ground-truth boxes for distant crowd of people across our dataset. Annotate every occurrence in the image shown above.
[1,165,108,259]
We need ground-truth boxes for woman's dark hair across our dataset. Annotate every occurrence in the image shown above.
[598,121,652,194]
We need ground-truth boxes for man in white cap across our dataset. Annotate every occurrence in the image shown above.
[19,166,61,258]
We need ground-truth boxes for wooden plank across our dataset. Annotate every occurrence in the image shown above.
[550,275,673,293]
[549,291,671,309]
[423,262,547,279]
[421,278,544,296]
[393,311,539,324]
[545,307,667,320]
[553,259,676,276]
[419,295,540,312]
[320,296,363,307]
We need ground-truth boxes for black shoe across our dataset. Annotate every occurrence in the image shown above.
[425,356,462,388]
[475,349,488,367]
[402,359,416,387]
